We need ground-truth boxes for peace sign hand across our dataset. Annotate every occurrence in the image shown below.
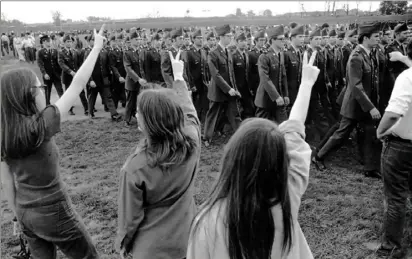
[93,24,107,50]
[168,50,184,81]
[301,50,320,87]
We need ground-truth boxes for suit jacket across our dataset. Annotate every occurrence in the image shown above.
[232,49,251,98]
[160,46,188,88]
[109,48,127,82]
[307,46,330,96]
[254,48,288,109]
[84,48,111,87]
[123,48,143,92]
[248,47,266,96]
[325,44,336,86]
[342,42,355,80]
[341,45,379,120]
[37,48,62,80]
[140,48,163,83]
[386,40,408,89]
[207,44,237,103]
[334,45,346,87]
[284,46,302,104]
[58,48,78,85]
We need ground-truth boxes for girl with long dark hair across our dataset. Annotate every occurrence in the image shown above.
[116,50,201,259]
[1,25,107,259]
[187,51,321,259]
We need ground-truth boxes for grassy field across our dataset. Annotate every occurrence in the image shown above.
[1,116,411,259]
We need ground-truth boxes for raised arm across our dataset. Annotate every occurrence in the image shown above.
[54,25,106,119]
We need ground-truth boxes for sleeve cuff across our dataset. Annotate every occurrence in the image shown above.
[278,120,306,139]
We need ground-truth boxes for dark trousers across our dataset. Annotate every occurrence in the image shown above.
[328,85,340,122]
[16,199,99,259]
[255,105,287,124]
[317,116,381,171]
[124,90,138,123]
[306,96,330,142]
[88,86,118,116]
[239,95,255,120]
[44,77,64,105]
[204,98,241,141]
[111,82,126,109]
[24,47,35,62]
[2,42,9,55]
[192,81,209,124]
[381,137,412,250]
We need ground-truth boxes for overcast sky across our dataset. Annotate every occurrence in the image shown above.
[1,1,390,24]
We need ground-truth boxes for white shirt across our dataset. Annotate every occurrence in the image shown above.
[385,67,412,140]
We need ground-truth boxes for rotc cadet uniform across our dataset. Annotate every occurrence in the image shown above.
[254,25,289,124]
[385,23,409,103]
[84,35,122,121]
[141,33,165,86]
[58,35,89,115]
[232,32,254,119]
[205,31,217,51]
[203,24,241,146]
[182,29,209,123]
[342,29,358,79]
[313,22,382,178]
[109,34,127,109]
[335,31,347,100]
[37,35,64,105]
[325,29,339,120]
[284,25,304,106]
[183,32,191,50]
[123,31,146,125]
[374,24,391,114]
[248,30,267,98]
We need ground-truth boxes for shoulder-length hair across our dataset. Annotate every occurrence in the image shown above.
[191,118,293,259]
[1,68,47,161]
[137,87,198,171]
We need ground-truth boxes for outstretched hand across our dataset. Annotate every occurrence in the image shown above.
[301,50,320,87]
[169,50,184,81]
[93,24,107,50]
[389,51,405,62]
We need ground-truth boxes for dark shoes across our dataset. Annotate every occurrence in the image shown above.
[364,170,381,179]
[112,114,122,121]
[376,245,406,259]
[312,156,327,171]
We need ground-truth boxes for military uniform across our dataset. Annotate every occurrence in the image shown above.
[37,35,63,105]
[248,30,267,98]
[314,22,382,175]
[109,44,127,108]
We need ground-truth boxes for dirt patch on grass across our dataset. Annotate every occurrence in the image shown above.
[1,118,411,258]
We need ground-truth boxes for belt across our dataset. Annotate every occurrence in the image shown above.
[387,135,412,144]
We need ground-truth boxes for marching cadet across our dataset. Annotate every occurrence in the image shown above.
[84,34,122,121]
[37,34,64,105]
[123,31,147,126]
[284,31,292,49]
[124,36,132,50]
[162,30,173,50]
[335,31,347,97]
[305,28,331,141]
[203,24,241,147]
[109,34,127,109]
[160,29,189,88]
[245,32,252,50]
[205,31,217,50]
[313,22,382,179]
[374,23,391,113]
[183,32,191,50]
[303,29,311,49]
[342,29,358,76]
[284,25,304,107]
[386,23,409,91]
[325,29,340,120]
[254,25,289,124]
[232,32,254,119]
[141,33,164,85]
[181,29,209,123]
[248,30,267,98]
[58,34,89,116]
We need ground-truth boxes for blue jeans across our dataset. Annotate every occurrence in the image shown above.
[381,137,412,249]
[16,197,99,259]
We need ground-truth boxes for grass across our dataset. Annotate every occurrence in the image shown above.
[1,117,411,258]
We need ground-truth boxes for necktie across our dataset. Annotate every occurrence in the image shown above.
[242,52,246,62]
[225,48,228,57]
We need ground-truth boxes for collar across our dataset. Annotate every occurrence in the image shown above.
[172,45,180,52]
[218,42,227,51]
[290,43,299,53]
[359,44,371,56]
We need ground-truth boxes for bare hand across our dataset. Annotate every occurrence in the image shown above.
[138,78,147,85]
[119,77,125,83]
[70,71,76,77]
[228,88,237,97]
[191,86,197,92]
[93,24,107,50]
[168,50,184,81]
[370,108,381,120]
[301,50,320,87]
[276,97,285,106]
[44,74,50,80]
[90,81,96,88]
[389,51,405,62]
[284,97,290,106]
[326,82,332,88]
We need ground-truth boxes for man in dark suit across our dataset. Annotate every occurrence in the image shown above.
[203,24,241,147]
[254,25,289,124]
[313,22,382,178]
[37,35,64,105]
[182,29,209,123]
[140,33,164,85]
[284,25,304,107]
[160,29,188,88]
[84,35,122,121]
[123,31,147,126]
[109,34,127,109]
[325,29,340,121]
[342,29,358,79]
[232,32,254,119]
[58,34,89,115]
[248,30,267,99]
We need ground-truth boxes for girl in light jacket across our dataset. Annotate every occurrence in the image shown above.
[187,51,321,259]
